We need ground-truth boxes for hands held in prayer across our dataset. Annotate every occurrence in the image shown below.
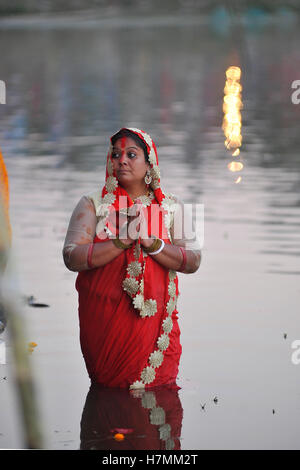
[118,199,154,249]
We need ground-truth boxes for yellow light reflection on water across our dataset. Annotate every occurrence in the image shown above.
[223,66,244,180]
[228,161,243,172]
[226,66,241,81]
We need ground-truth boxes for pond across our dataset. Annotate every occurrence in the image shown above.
[0,9,300,450]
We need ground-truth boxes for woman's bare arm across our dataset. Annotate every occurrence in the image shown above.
[62,196,130,272]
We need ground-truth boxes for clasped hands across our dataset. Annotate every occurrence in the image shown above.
[115,199,154,249]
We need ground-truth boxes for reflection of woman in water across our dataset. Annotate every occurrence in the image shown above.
[63,127,201,389]
[80,384,183,450]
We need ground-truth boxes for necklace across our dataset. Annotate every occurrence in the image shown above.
[132,189,151,203]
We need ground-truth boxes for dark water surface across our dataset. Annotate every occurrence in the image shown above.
[0,11,300,449]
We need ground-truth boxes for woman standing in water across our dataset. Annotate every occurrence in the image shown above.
[63,127,201,389]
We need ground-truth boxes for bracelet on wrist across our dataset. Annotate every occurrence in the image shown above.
[147,238,165,255]
[148,239,165,256]
[112,235,133,250]
[178,246,187,271]
[87,243,95,269]
[143,237,161,253]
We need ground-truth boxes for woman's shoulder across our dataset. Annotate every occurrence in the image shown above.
[161,188,178,200]
[84,189,102,213]
[162,190,184,210]
[84,189,115,218]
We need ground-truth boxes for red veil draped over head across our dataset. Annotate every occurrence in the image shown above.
[75,128,182,389]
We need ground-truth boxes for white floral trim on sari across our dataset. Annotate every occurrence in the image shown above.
[129,269,178,390]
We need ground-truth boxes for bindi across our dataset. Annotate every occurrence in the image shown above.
[121,136,127,152]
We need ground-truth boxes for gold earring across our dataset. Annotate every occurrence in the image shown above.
[144,169,152,185]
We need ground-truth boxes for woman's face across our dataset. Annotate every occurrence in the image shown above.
[112,136,150,187]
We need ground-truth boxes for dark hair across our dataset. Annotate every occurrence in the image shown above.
[111,129,149,163]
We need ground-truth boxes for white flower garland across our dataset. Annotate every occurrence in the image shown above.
[168,281,176,298]
[102,192,116,205]
[105,175,118,193]
[122,277,139,296]
[140,366,156,384]
[130,380,145,390]
[127,260,143,278]
[133,293,144,311]
[107,157,114,176]
[162,316,173,334]
[140,299,157,318]
[161,193,178,239]
[130,269,178,390]
[149,350,164,368]
[137,191,155,207]
[157,333,170,352]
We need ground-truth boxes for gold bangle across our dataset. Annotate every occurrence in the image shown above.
[143,237,162,253]
[112,236,133,250]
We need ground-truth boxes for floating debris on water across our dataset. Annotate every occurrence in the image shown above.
[213,396,218,404]
[114,433,125,441]
[283,333,287,339]
[23,295,49,308]
[28,342,38,353]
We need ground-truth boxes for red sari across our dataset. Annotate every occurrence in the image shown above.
[75,128,182,390]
